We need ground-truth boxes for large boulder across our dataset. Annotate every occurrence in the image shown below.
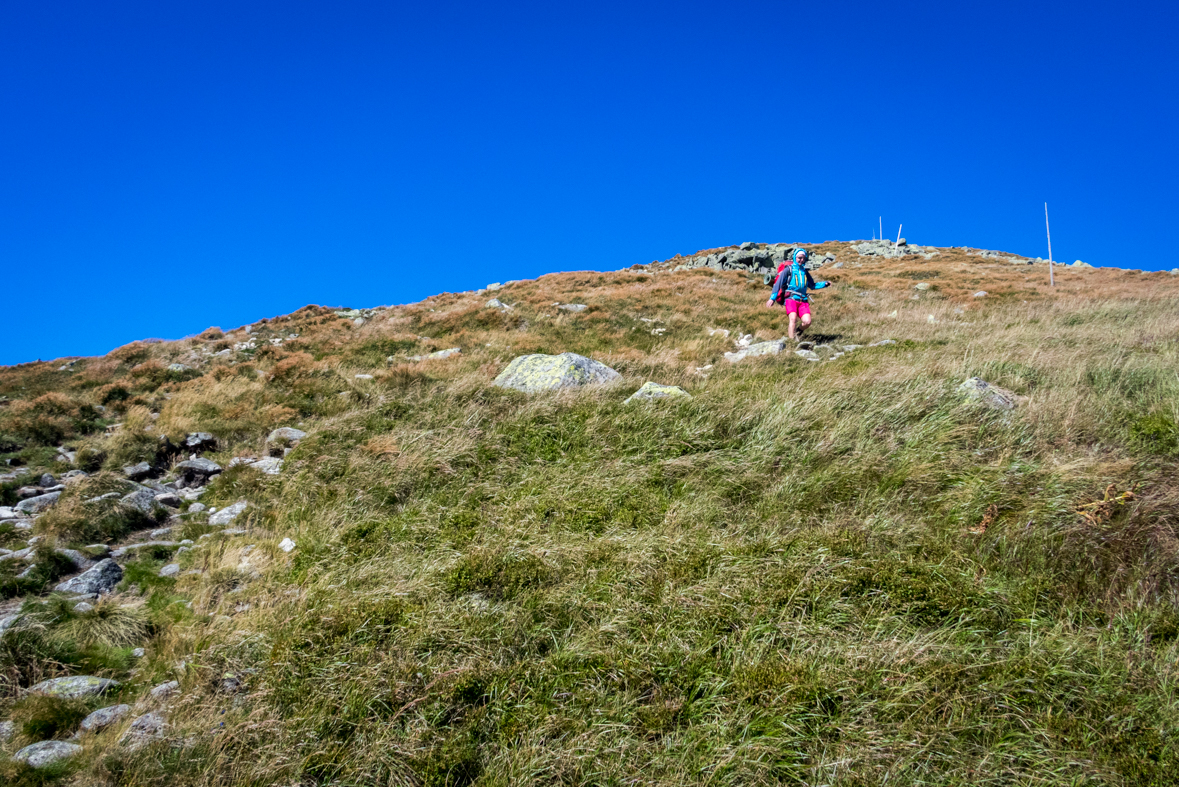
[724,339,787,363]
[15,491,60,514]
[54,558,123,595]
[29,675,120,699]
[625,382,692,404]
[493,353,620,394]
[959,377,1020,410]
[13,740,83,768]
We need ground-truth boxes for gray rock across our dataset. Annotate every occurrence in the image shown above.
[149,680,180,699]
[209,500,248,527]
[184,432,216,451]
[557,303,588,312]
[56,549,94,570]
[15,491,60,514]
[73,601,94,613]
[0,613,21,636]
[54,559,123,595]
[121,712,166,749]
[724,339,787,363]
[869,339,896,346]
[155,492,181,508]
[29,675,120,699]
[959,377,1020,410]
[250,457,283,475]
[110,541,179,558]
[0,719,13,744]
[175,458,222,485]
[188,502,207,513]
[80,703,131,733]
[131,648,145,658]
[0,506,18,520]
[123,462,153,480]
[354,373,374,380]
[625,382,692,404]
[486,298,511,310]
[167,363,191,373]
[85,544,112,556]
[158,563,180,578]
[39,473,56,487]
[119,489,158,515]
[13,740,83,768]
[493,353,621,393]
[266,427,307,445]
[150,527,173,539]
[973,291,988,297]
[408,347,461,362]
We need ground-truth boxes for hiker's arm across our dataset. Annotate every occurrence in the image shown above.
[767,271,786,304]
[806,270,830,290]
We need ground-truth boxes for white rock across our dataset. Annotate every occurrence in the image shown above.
[279,537,296,553]
[354,374,374,380]
[14,740,82,768]
[209,500,247,527]
[150,680,180,699]
[249,457,283,475]
[974,291,987,297]
[159,563,180,577]
[73,601,95,613]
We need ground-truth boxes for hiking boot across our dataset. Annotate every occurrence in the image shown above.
[797,341,815,351]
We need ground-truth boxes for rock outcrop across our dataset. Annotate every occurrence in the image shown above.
[493,353,620,393]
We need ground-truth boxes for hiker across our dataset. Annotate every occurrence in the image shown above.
[766,248,831,340]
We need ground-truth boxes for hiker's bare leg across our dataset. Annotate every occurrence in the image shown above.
[799,313,812,334]
[787,313,797,340]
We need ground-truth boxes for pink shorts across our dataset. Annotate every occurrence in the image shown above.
[783,299,811,318]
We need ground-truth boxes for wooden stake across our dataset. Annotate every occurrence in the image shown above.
[896,224,902,246]
[1045,202,1054,287]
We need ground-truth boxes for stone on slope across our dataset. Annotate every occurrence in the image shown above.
[150,680,180,699]
[185,432,217,452]
[625,382,692,404]
[558,303,588,312]
[724,339,787,363]
[486,298,511,310]
[266,427,307,445]
[973,291,988,297]
[54,558,123,596]
[209,500,248,527]
[493,353,620,393]
[14,740,83,768]
[408,347,461,362]
[15,491,60,514]
[0,719,12,743]
[119,489,158,515]
[175,458,222,485]
[959,377,1020,410]
[121,712,166,750]
[159,563,180,578]
[249,457,283,475]
[279,537,296,553]
[123,462,153,480]
[80,703,131,734]
[29,675,120,699]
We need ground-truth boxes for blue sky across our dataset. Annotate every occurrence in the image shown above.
[2,1,1176,365]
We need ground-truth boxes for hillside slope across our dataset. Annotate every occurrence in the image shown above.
[3,241,1179,786]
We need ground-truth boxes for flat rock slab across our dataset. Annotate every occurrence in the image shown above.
[29,675,120,698]
[15,491,60,514]
[54,558,123,595]
[408,347,461,362]
[558,303,588,312]
[249,457,283,475]
[267,427,307,444]
[14,740,83,768]
[625,382,692,404]
[960,377,1021,410]
[493,353,620,393]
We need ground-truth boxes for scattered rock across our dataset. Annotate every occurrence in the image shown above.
[869,339,896,346]
[131,648,145,658]
[73,601,94,613]
[159,563,180,578]
[13,740,83,768]
[150,680,180,699]
[119,489,158,515]
[493,353,621,393]
[707,328,730,338]
[354,374,374,380]
[408,347,461,362]
[29,675,120,699]
[56,548,94,570]
[266,427,307,446]
[0,613,20,636]
[248,457,283,475]
[279,537,296,553]
[110,541,179,559]
[188,502,207,513]
[54,559,124,595]
[155,493,181,508]
[184,432,217,452]
[80,703,131,734]
[0,719,13,744]
[175,458,223,486]
[973,291,988,297]
[927,315,937,324]
[39,473,56,487]
[724,339,787,363]
[486,298,511,310]
[915,282,930,291]
[123,462,154,480]
[959,377,1021,410]
[0,506,18,520]
[558,304,588,312]
[1072,260,1092,267]
[795,349,819,361]
[625,382,692,403]
[121,712,166,750]
[15,491,61,514]
[209,501,248,527]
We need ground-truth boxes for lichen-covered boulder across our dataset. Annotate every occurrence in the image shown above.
[29,675,120,699]
[959,377,1020,410]
[625,382,692,404]
[493,353,620,394]
[80,703,131,733]
[15,491,60,514]
[14,740,82,768]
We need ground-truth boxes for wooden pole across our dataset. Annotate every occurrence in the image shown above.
[896,224,903,246]
[1045,202,1054,287]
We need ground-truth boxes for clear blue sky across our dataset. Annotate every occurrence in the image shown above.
[2,1,1176,365]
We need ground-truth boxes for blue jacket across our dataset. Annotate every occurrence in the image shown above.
[770,262,830,303]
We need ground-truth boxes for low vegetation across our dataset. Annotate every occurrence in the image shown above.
[2,244,1179,785]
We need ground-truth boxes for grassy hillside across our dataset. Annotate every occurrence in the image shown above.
[3,242,1179,785]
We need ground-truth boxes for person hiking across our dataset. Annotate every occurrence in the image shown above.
[766,248,831,340]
